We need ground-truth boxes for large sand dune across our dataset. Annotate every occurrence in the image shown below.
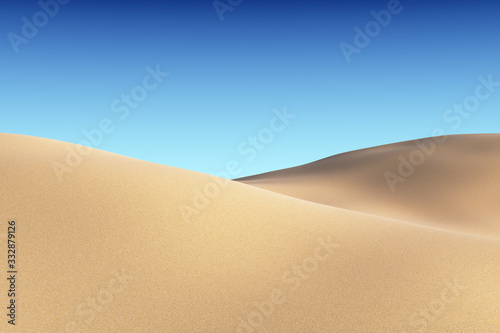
[0,133,499,332]
[238,134,500,240]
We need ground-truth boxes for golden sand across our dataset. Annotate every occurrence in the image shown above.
[0,133,498,332]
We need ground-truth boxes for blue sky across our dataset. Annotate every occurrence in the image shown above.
[2,0,500,178]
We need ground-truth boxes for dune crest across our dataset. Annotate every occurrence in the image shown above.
[0,133,499,332]
[237,134,500,239]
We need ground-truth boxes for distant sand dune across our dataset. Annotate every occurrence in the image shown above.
[237,134,500,240]
[0,133,499,332]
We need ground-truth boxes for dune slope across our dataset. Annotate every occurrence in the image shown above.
[237,134,500,239]
[0,133,499,332]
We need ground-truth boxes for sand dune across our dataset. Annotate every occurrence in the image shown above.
[237,134,500,240]
[0,133,499,332]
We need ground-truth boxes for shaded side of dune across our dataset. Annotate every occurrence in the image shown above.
[0,133,499,332]
[237,134,500,239]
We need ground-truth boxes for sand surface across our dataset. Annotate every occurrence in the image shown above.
[238,134,500,240]
[0,133,499,332]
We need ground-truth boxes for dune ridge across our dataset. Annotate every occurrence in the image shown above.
[237,134,500,240]
[0,133,498,332]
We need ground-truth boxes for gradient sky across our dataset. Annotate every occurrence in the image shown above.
[2,0,500,178]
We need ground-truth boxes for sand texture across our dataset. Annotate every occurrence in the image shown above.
[0,133,499,332]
